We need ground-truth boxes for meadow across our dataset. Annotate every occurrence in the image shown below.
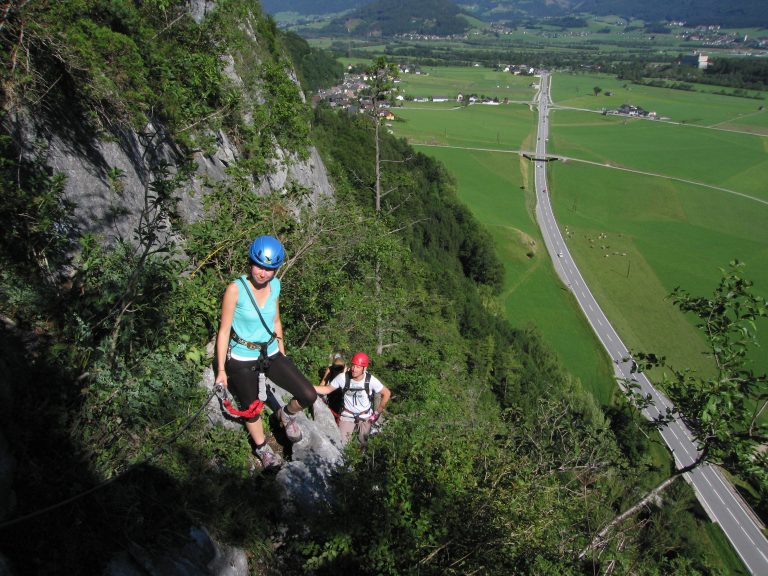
[388,64,768,396]
[383,66,619,400]
[422,146,617,403]
[394,65,535,101]
[551,73,768,129]
[549,110,768,196]
[392,102,535,151]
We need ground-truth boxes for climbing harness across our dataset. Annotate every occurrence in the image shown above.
[215,383,264,419]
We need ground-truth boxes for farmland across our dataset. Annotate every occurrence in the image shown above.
[386,64,768,396]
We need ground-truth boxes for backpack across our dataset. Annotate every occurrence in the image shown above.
[323,364,347,415]
[343,372,375,414]
[344,371,373,399]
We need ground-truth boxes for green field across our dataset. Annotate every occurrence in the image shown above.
[549,110,768,196]
[392,65,768,397]
[551,73,768,129]
[393,103,535,150]
[395,66,536,101]
[420,146,617,403]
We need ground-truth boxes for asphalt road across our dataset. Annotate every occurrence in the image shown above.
[533,71,768,574]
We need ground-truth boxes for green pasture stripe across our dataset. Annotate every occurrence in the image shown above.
[394,103,536,150]
[541,154,768,210]
[415,145,617,404]
[549,109,768,198]
[395,65,536,101]
[550,73,767,126]
[549,161,768,376]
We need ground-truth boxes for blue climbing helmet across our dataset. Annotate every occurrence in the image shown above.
[249,235,286,269]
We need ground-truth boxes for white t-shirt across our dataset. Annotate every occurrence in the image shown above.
[329,371,385,420]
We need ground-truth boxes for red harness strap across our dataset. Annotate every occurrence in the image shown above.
[222,398,265,419]
[319,395,342,423]
[214,383,265,419]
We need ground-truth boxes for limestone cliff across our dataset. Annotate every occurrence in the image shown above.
[0,1,339,572]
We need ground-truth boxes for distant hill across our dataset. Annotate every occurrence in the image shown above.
[457,0,768,27]
[579,0,768,27]
[260,0,366,15]
[323,0,470,36]
[262,0,768,29]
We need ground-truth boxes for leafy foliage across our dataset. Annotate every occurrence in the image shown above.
[281,31,344,93]
[0,11,751,576]
[0,0,312,162]
[631,262,767,483]
[0,135,77,285]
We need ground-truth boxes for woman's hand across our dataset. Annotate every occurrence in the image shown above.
[215,370,228,387]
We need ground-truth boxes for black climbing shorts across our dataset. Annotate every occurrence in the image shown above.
[225,353,316,422]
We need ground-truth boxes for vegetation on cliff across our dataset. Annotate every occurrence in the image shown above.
[0,1,753,574]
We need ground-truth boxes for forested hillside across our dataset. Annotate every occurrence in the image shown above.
[262,0,768,27]
[260,0,367,16]
[458,0,768,27]
[323,0,470,37]
[0,0,737,574]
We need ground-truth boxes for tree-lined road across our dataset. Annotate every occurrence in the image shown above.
[533,71,768,575]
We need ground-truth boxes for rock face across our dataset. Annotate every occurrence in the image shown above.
[104,526,249,576]
[202,365,344,513]
[2,0,332,246]
[192,366,345,575]
[5,109,333,244]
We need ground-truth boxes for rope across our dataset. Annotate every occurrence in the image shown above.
[0,386,220,531]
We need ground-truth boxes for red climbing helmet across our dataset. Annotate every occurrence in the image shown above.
[351,352,369,367]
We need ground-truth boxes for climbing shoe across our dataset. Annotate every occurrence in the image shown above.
[278,408,302,443]
[254,443,282,470]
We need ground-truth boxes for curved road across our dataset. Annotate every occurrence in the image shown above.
[534,72,768,574]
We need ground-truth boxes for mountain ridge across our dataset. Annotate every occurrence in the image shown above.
[262,0,768,28]
[324,0,471,37]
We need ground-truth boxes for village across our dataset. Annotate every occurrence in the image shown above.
[314,62,538,116]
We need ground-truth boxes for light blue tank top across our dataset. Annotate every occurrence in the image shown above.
[230,275,280,358]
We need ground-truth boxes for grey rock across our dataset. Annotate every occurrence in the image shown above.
[265,383,344,515]
[201,368,345,515]
[104,526,247,576]
[188,0,217,24]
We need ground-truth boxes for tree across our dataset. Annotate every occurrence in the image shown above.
[363,56,400,213]
[593,86,602,96]
[362,57,400,355]
[583,261,768,556]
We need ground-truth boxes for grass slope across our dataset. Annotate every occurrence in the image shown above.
[412,145,617,402]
